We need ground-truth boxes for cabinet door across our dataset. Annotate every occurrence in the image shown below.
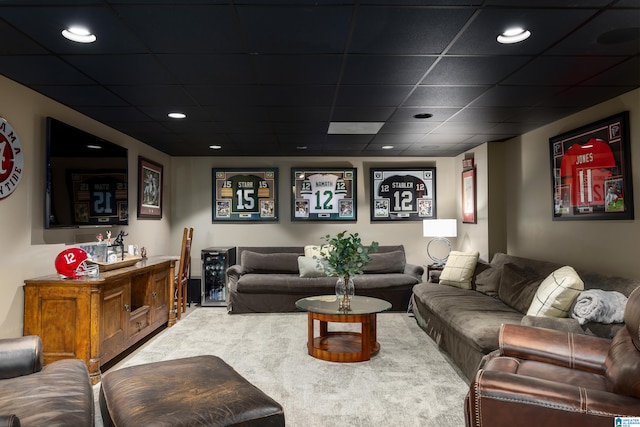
[100,278,130,362]
[150,267,169,325]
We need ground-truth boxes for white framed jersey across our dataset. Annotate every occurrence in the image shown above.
[212,168,278,221]
[370,168,436,221]
[292,168,356,221]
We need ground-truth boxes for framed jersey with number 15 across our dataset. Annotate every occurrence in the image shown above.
[291,168,357,221]
[370,167,436,221]
[212,168,278,222]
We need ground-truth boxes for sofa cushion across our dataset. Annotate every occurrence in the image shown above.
[439,251,479,289]
[527,266,584,317]
[498,263,544,314]
[362,250,406,273]
[242,251,301,274]
[474,262,502,297]
[297,256,328,278]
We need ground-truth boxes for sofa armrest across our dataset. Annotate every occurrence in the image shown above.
[498,324,609,374]
[403,264,424,280]
[467,369,640,425]
[0,415,20,427]
[0,336,42,379]
[226,265,245,287]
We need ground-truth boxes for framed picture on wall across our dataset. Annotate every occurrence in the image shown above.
[462,168,476,224]
[550,111,634,221]
[137,157,163,219]
[370,167,436,221]
[212,168,278,222]
[291,168,357,221]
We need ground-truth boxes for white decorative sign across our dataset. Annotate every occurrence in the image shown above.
[0,116,24,200]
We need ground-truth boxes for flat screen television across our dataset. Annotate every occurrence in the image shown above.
[45,117,128,229]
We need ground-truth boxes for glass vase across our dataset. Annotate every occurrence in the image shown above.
[335,276,355,310]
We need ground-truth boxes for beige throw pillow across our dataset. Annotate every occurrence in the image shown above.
[439,251,479,290]
[526,266,584,318]
[298,256,328,278]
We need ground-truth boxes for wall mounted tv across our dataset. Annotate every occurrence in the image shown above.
[45,117,128,229]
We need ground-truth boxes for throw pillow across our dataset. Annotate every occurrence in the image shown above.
[362,251,406,274]
[304,245,332,259]
[498,263,544,314]
[297,256,328,278]
[241,251,301,274]
[474,261,501,296]
[526,266,584,318]
[438,251,479,290]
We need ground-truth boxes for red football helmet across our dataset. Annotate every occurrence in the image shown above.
[55,248,98,279]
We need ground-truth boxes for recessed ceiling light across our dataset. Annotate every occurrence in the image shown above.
[497,27,531,44]
[86,144,102,149]
[381,145,394,150]
[168,112,186,119]
[328,122,384,135]
[413,113,433,119]
[296,146,308,150]
[61,26,96,43]
[209,145,222,150]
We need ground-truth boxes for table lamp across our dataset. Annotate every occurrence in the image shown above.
[423,219,457,267]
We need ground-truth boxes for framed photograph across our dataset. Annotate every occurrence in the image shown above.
[462,168,476,224]
[370,167,436,221]
[291,168,356,221]
[137,157,163,219]
[550,111,633,221]
[212,168,278,222]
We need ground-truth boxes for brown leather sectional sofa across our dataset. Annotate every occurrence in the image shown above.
[226,245,423,314]
[0,335,94,426]
[411,252,640,381]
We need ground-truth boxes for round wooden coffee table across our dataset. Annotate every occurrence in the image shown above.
[295,295,392,362]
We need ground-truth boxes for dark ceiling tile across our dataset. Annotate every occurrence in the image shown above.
[278,134,327,145]
[113,4,244,53]
[269,107,331,122]
[228,133,278,144]
[108,85,195,106]
[138,106,211,122]
[342,55,437,85]
[205,106,271,122]
[64,55,176,85]
[186,85,264,106]
[0,56,95,85]
[421,56,532,85]
[0,21,48,54]
[448,8,597,55]
[74,106,150,122]
[485,0,609,5]
[470,85,564,107]
[503,56,628,86]
[325,134,375,144]
[336,85,413,106]
[349,7,476,54]
[404,86,489,107]
[254,55,343,84]
[370,134,426,144]
[537,85,638,108]
[547,9,640,56]
[157,55,256,85]
[272,122,329,134]
[431,121,498,133]
[582,57,640,87]
[446,107,529,122]
[237,5,352,54]
[223,122,274,134]
[388,107,461,122]
[379,122,440,133]
[419,134,473,144]
[259,85,335,106]
[33,85,127,106]
[2,5,147,54]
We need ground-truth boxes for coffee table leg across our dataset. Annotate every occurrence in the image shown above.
[307,312,314,355]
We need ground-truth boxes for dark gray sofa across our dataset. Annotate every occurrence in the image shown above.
[0,335,94,426]
[411,252,640,381]
[227,245,423,314]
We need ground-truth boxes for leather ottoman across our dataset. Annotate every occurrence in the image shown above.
[99,355,285,427]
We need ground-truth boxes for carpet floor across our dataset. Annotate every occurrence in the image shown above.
[94,307,469,426]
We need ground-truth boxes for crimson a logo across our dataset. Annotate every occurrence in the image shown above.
[0,117,24,200]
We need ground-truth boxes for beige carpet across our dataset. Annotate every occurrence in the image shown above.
[94,307,469,426]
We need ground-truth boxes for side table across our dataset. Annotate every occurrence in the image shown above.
[426,264,444,283]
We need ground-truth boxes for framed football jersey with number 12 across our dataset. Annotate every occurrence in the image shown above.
[370,167,436,221]
[212,168,278,222]
[291,168,357,221]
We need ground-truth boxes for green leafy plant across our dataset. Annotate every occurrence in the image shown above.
[319,231,379,280]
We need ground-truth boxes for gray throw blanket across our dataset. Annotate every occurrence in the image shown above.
[570,289,627,325]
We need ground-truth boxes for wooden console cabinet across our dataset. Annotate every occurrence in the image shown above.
[24,257,176,384]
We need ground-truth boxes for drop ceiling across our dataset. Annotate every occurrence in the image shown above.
[1,1,638,157]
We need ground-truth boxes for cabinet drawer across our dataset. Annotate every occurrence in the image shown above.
[129,306,150,338]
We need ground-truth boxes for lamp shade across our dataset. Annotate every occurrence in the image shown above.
[423,219,457,238]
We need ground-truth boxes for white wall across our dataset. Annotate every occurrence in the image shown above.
[504,88,640,278]
[171,156,459,273]
[0,75,172,338]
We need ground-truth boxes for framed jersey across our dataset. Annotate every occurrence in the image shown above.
[370,167,436,221]
[68,169,128,226]
[212,168,278,222]
[550,111,633,221]
[291,168,357,221]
